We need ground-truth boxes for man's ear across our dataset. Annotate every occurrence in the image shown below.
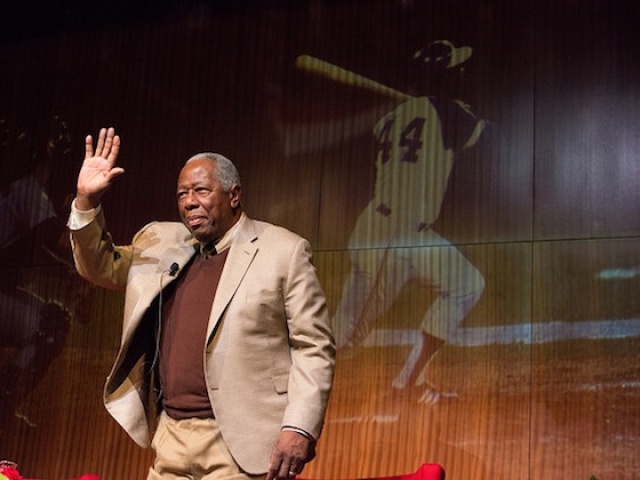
[229,184,242,208]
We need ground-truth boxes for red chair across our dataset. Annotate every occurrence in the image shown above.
[376,464,445,480]
[301,464,445,480]
[24,476,100,480]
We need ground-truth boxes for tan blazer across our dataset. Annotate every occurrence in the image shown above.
[71,211,335,474]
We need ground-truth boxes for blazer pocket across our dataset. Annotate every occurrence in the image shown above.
[245,288,284,315]
[271,369,289,394]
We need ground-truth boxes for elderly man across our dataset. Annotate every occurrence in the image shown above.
[68,128,335,480]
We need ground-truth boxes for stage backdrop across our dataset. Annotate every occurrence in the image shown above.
[1,1,639,479]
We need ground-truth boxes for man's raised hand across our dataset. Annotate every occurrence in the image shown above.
[75,127,124,210]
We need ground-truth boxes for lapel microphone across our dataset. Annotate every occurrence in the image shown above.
[168,262,180,277]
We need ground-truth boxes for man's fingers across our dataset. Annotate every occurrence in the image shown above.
[102,127,114,157]
[267,460,304,480]
[280,459,303,479]
[94,127,107,156]
[84,135,94,159]
[85,128,119,163]
[108,134,121,162]
[288,463,301,477]
[108,167,125,179]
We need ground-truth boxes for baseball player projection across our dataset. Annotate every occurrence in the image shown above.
[301,41,486,404]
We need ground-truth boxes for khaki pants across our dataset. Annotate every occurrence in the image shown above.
[147,412,266,480]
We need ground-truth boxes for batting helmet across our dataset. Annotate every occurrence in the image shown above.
[412,40,473,70]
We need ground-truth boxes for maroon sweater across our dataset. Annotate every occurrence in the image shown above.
[159,249,229,419]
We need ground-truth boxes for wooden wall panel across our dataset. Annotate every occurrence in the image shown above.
[1,1,638,479]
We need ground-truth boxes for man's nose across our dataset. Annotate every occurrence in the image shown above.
[182,191,199,208]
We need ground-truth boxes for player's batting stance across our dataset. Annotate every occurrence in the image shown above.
[330,40,486,404]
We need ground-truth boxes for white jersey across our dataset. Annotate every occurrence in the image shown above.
[372,96,484,230]
[335,95,487,348]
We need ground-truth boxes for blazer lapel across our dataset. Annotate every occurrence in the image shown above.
[123,242,196,341]
[206,220,259,343]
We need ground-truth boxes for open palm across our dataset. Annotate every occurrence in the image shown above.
[76,127,124,209]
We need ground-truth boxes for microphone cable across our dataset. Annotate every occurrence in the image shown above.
[149,263,179,373]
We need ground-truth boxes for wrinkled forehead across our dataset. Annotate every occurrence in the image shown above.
[177,159,219,187]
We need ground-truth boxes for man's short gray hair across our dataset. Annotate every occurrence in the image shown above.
[185,152,241,191]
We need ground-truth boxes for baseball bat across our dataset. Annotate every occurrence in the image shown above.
[295,55,411,101]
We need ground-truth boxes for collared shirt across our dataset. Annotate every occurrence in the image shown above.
[67,199,101,231]
[197,212,246,255]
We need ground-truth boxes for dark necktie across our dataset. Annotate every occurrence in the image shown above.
[198,241,217,258]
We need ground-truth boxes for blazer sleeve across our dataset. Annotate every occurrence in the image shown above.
[70,208,136,290]
[281,236,336,440]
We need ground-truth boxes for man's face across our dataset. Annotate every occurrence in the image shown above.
[176,159,241,243]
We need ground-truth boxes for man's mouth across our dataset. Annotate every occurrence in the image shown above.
[186,216,206,228]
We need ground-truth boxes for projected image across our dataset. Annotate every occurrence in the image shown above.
[330,40,486,404]
[0,116,91,429]
[293,39,488,403]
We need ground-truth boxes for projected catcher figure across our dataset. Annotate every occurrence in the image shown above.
[331,40,486,403]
